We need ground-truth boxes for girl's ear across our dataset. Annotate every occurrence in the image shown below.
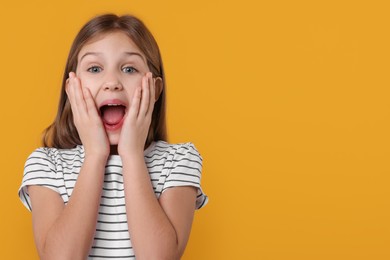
[154,77,163,101]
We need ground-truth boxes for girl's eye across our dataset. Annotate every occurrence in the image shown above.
[122,66,137,73]
[87,66,102,73]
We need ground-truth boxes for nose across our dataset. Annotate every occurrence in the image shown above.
[103,81,123,91]
[102,68,123,91]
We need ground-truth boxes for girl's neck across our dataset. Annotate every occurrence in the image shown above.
[110,145,118,155]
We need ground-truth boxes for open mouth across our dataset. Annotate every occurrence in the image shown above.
[99,103,127,130]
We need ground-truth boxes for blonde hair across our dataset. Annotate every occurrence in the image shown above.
[43,14,167,148]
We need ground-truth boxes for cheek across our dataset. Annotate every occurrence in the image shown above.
[124,76,143,98]
[78,75,100,96]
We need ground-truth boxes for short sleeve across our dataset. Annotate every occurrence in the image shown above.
[18,148,62,211]
[162,143,208,209]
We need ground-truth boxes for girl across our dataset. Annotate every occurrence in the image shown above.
[18,14,207,260]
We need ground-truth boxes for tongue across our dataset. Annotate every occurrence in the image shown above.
[102,106,125,125]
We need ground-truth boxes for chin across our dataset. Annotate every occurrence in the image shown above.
[108,134,120,145]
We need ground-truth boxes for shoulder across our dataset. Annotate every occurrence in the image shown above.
[25,145,85,166]
[148,140,203,175]
[152,141,208,209]
[20,146,84,211]
[149,141,202,160]
[24,147,57,171]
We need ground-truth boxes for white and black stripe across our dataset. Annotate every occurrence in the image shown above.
[18,141,208,259]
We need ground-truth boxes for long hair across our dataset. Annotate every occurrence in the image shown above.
[43,14,167,149]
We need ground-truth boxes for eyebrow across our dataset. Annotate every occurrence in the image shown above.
[79,51,146,63]
[79,52,101,62]
[125,52,146,62]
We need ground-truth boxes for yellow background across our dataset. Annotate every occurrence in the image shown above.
[1,0,389,259]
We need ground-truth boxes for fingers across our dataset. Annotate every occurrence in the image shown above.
[138,74,150,117]
[66,72,96,118]
[128,86,142,120]
[149,75,156,114]
[130,72,156,120]
[66,73,79,119]
[66,73,82,111]
[65,73,74,106]
[83,87,100,119]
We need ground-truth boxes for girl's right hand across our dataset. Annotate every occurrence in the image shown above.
[66,72,110,159]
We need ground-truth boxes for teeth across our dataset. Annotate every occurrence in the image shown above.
[107,104,121,106]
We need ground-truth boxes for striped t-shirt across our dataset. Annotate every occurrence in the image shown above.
[18,141,208,259]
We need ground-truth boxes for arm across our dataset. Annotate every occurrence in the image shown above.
[118,73,197,259]
[29,72,110,259]
[122,154,197,260]
[28,155,106,260]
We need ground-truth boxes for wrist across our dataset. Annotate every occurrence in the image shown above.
[84,152,109,164]
[118,144,144,158]
[119,149,145,162]
[83,145,109,159]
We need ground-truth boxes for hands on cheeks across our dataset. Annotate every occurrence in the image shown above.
[65,71,157,159]
[118,72,157,157]
[66,72,110,159]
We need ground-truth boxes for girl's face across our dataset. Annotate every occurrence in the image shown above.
[76,31,150,145]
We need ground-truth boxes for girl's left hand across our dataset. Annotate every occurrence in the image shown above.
[118,72,155,157]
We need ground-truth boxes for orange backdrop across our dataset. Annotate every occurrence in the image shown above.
[1,0,389,259]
